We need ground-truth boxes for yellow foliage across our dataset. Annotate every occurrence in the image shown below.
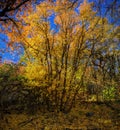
[6,0,117,96]
[24,61,47,86]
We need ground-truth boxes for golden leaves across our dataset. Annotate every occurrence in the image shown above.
[79,0,96,21]
[24,61,47,86]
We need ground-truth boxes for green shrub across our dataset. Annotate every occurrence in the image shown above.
[102,85,116,100]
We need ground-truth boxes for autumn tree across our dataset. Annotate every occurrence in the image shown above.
[6,0,120,112]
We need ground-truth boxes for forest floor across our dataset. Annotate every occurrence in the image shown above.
[0,101,120,130]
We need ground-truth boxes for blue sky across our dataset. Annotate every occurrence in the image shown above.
[0,33,21,63]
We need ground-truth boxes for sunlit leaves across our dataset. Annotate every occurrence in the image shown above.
[24,61,47,86]
[79,0,96,21]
